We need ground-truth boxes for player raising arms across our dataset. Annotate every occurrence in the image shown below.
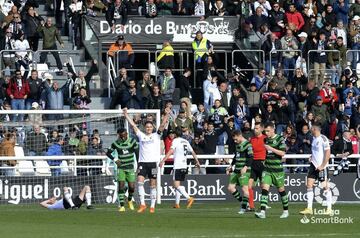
[40,186,94,210]
[255,122,289,219]
[300,122,332,215]
[159,130,200,209]
[123,107,169,213]
[106,128,138,212]
[226,130,253,214]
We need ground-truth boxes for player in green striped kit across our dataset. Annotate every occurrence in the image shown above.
[106,128,138,212]
[255,122,289,219]
[227,130,253,214]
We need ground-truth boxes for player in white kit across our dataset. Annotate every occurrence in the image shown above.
[40,186,94,210]
[123,108,170,213]
[159,130,200,209]
[300,122,333,215]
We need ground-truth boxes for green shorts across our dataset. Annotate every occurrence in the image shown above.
[117,169,136,183]
[229,172,250,187]
[261,171,285,188]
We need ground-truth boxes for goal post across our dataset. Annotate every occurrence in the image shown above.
[0,109,161,205]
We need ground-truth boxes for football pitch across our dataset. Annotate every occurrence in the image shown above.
[0,203,358,238]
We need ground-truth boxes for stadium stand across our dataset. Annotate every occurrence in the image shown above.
[0,0,359,178]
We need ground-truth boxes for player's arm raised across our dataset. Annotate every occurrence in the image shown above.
[159,148,174,168]
[123,108,139,134]
[158,108,171,133]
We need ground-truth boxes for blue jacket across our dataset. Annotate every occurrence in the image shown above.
[333,0,349,25]
[47,143,63,166]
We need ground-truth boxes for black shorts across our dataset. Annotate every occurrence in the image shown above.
[250,160,265,181]
[137,162,157,179]
[173,168,187,181]
[307,163,328,182]
[63,196,84,209]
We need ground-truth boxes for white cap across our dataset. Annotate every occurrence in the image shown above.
[31,102,39,108]
[353,15,360,21]
[298,32,308,38]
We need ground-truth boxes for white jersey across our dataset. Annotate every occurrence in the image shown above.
[311,134,330,168]
[171,137,193,169]
[136,130,161,163]
[47,199,65,210]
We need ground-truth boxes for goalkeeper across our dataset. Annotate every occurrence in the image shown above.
[107,128,139,212]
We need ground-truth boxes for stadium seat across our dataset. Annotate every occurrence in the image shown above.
[35,161,51,176]
[18,161,35,176]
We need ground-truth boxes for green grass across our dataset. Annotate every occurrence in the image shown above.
[0,203,358,238]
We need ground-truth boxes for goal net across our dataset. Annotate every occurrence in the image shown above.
[0,109,160,205]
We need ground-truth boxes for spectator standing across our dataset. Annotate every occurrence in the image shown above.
[106,0,128,31]
[192,31,213,81]
[127,0,141,15]
[261,33,282,75]
[311,32,328,87]
[311,96,330,130]
[121,78,142,109]
[0,133,16,176]
[285,4,305,32]
[319,80,339,110]
[297,124,313,170]
[143,0,158,18]
[322,4,337,27]
[69,0,85,50]
[349,0,360,18]
[253,0,271,17]
[138,70,154,104]
[268,2,285,38]
[107,35,134,71]
[72,87,92,110]
[333,0,349,26]
[37,17,64,75]
[297,32,311,77]
[26,70,42,110]
[47,136,64,176]
[247,7,268,32]
[0,28,16,69]
[193,103,208,134]
[14,31,30,80]
[87,136,104,175]
[174,109,194,134]
[25,124,47,156]
[109,68,131,109]
[328,36,347,86]
[158,67,175,102]
[349,15,360,70]
[146,84,163,109]
[272,69,289,91]
[22,6,43,51]
[178,68,191,99]
[239,83,262,120]
[281,29,298,80]
[6,70,29,121]
[157,41,174,69]
[251,68,268,90]
[66,59,98,96]
[45,80,71,120]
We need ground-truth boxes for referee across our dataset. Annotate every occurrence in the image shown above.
[248,122,267,210]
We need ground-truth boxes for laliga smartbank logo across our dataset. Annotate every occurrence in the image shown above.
[300,182,354,224]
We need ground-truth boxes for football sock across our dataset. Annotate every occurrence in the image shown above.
[260,189,269,211]
[248,188,254,209]
[85,192,92,206]
[241,196,248,210]
[128,187,134,202]
[138,182,145,205]
[232,190,242,202]
[307,188,314,209]
[176,186,190,200]
[279,191,288,210]
[118,189,125,207]
[325,189,332,210]
[150,187,157,208]
[175,190,181,205]
[64,191,75,207]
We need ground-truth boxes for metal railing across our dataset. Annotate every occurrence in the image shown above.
[0,50,36,74]
[155,49,191,79]
[269,49,302,76]
[232,49,265,74]
[107,50,151,97]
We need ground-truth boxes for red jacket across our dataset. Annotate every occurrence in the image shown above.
[319,88,338,104]
[250,134,267,160]
[164,136,174,162]
[6,78,30,99]
[285,12,304,31]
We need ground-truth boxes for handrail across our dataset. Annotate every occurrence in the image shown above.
[155,49,191,79]
[345,49,359,71]
[0,49,36,74]
[269,49,302,76]
[107,56,117,97]
[307,49,340,70]
[232,49,265,73]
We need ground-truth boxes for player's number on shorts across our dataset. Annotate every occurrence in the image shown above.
[183,145,189,156]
